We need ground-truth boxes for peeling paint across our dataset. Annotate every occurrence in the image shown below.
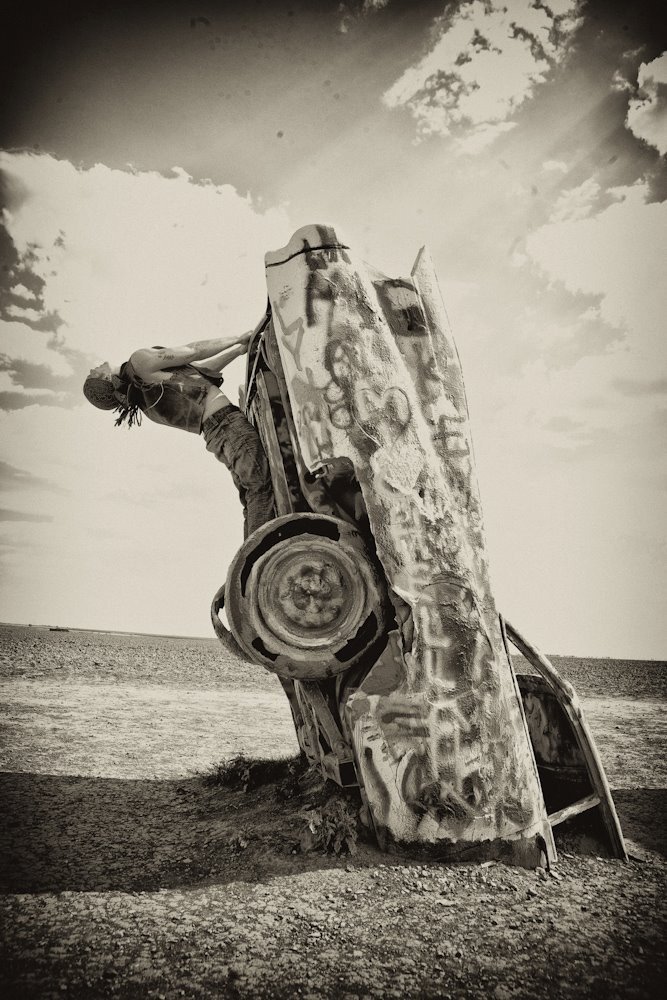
[265,225,554,860]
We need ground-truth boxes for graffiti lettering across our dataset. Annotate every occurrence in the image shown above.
[273,300,306,371]
[267,228,544,850]
[432,411,470,457]
[298,401,334,462]
[323,380,353,430]
[302,366,318,389]
[373,278,428,337]
[305,269,336,328]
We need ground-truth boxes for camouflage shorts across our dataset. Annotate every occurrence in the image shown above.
[202,404,275,537]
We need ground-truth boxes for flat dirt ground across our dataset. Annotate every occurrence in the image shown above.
[0,624,665,1000]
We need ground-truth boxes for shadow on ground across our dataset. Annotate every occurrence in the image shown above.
[1,768,664,895]
[0,766,380,894]
[612,788,667,858]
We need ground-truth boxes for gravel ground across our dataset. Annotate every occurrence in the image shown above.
[2,624,665,699]
[0,624,665,999]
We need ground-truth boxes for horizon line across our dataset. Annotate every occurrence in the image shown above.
[0,621,664,664]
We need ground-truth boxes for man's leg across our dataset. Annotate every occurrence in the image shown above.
[239,484,249,539]
[242,475,275,538]
[202,405,275,538]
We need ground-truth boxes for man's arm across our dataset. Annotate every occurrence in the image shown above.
[130,331,251,377]
[192,340,248,374]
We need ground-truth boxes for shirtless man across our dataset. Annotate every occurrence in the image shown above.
[82,332,275,537]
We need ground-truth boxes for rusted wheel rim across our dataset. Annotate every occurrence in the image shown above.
[221,513,391,678]
[254,539,366,650]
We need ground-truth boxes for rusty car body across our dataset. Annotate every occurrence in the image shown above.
[211,224,625,866]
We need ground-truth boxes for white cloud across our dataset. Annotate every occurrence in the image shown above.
[453,259,666,660]
[525,181,667,363]
[0,321,73,375]
[0,373,56,396]
[542,159,568,173]
[0,396,249,636]
[447,177,666,538]
[611,69,633,94]
[457,120,517,154]
[7,283,39,304]
[0,153,290,366]
[457,179,667,624]
[545,0,580,16]
[4,304,45,324]
[382,0,583,150]
[626,51,667,155]
[0,152,292,635]
[549,177,600,222]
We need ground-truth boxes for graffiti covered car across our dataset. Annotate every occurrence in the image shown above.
[211,225,625,866]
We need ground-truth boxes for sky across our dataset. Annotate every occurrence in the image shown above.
[0,0,665,657]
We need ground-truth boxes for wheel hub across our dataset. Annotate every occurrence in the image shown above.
[255,541,365,650]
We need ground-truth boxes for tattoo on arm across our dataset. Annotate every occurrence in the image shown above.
[147,336,241,370]
[187,340,214,352]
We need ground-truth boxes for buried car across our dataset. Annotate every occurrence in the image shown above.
[211,224,626,867]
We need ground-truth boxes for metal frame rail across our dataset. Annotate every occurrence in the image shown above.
[501,616,627,859]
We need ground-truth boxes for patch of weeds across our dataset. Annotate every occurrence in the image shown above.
[275,755,312,801]
[227,830,252,853]
[204,753,364,857]
[301,795,360,856]
[203,752,306,792]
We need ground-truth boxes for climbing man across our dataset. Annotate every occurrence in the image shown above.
[82,331,275,538]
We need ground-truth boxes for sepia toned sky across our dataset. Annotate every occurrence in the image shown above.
[1,0,665,657]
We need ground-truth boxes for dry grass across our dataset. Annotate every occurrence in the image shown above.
[203,752,306,795]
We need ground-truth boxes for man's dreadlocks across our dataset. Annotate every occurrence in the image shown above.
[82,372,142,427]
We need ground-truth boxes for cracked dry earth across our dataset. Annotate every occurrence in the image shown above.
[0,625,666,999]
